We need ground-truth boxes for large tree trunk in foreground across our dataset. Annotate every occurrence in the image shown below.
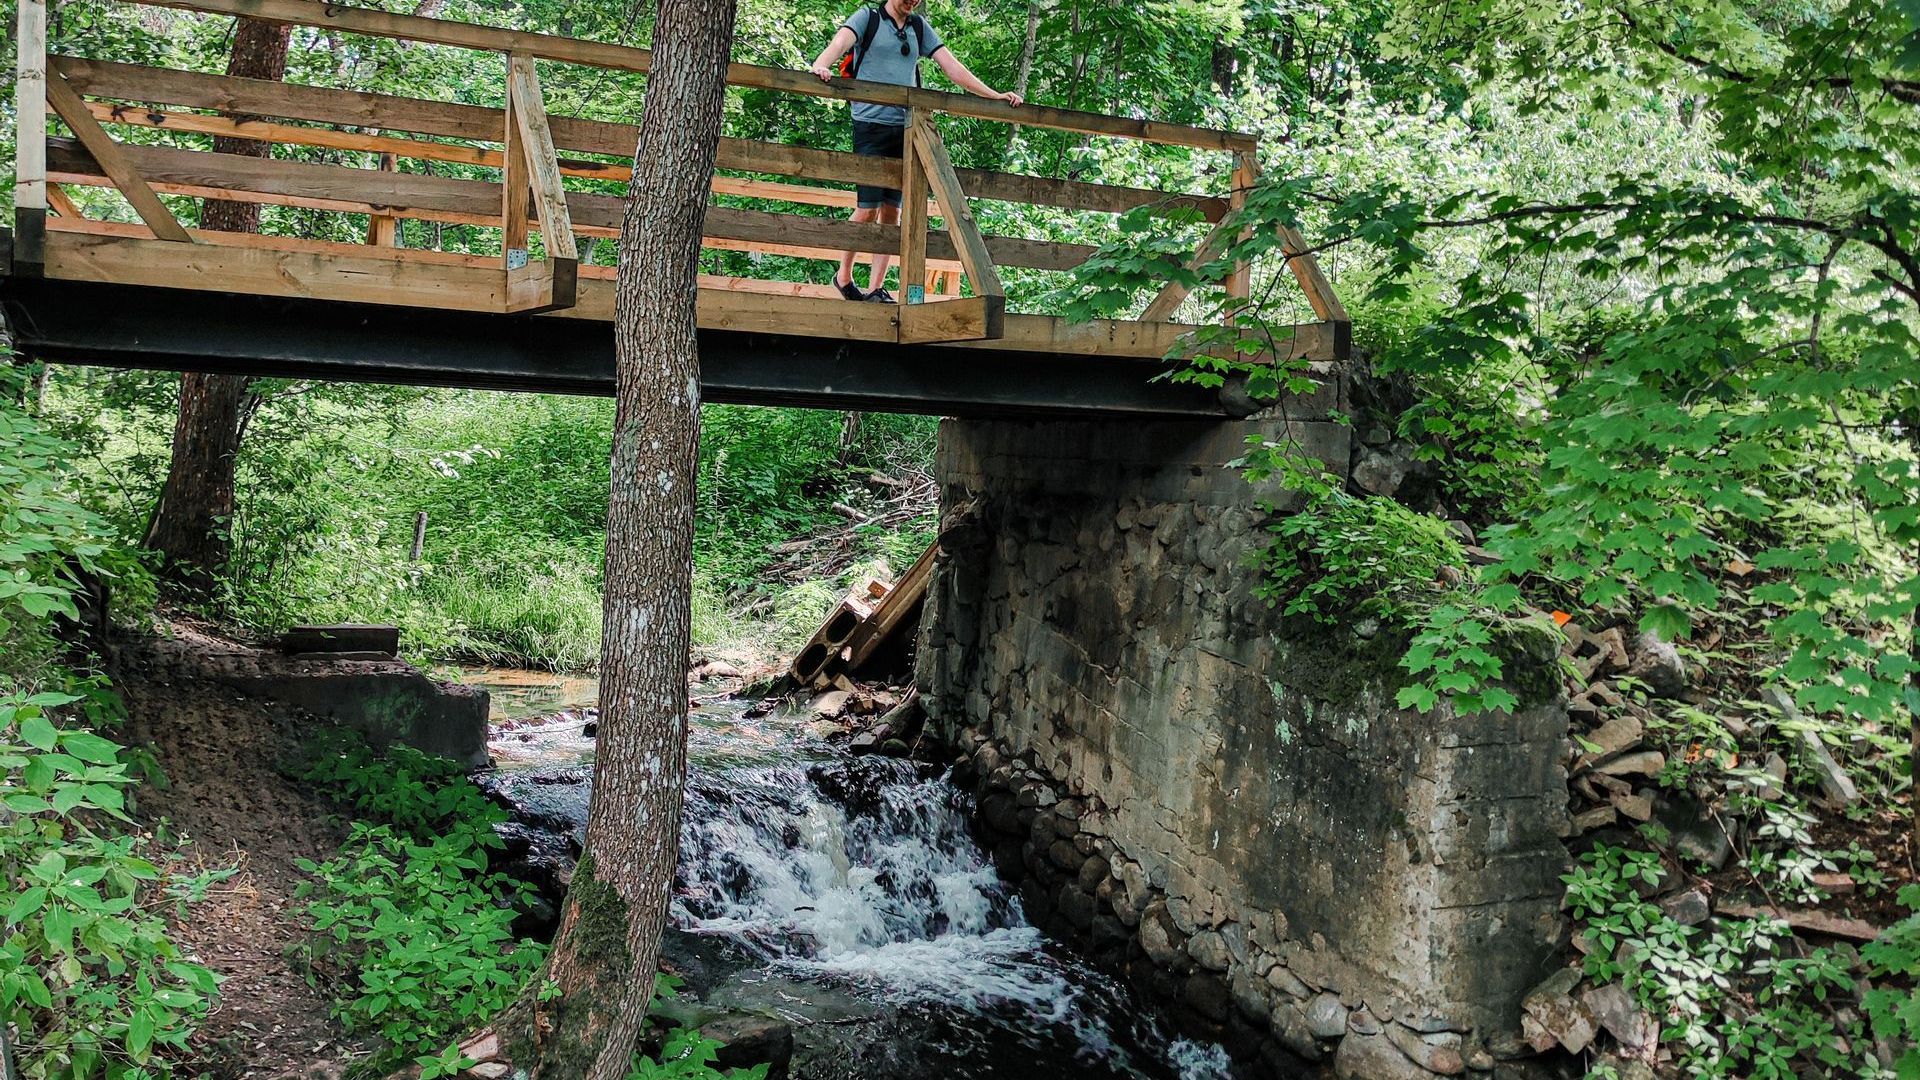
[143,18,289,595]
[505,0,739,1076]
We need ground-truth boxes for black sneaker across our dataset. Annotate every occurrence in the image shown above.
[836,278,864,301]
[864,287,896,304]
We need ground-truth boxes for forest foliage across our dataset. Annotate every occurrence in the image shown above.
[1,0,1919,1075]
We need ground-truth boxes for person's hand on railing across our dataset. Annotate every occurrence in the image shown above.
[809,59,835,83]
[998,90,1024,107]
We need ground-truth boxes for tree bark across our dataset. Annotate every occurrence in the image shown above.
[1013,0,1041,99]
[143,17,290,595]
[513,0,739,1076]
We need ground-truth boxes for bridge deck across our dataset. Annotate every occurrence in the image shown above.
[5,0,1348,417]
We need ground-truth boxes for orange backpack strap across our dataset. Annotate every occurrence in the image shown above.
[838,5,887,78]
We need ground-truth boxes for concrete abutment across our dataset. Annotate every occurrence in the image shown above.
[917,399,1570,1077]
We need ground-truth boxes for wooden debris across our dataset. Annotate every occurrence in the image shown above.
[787,542,938,687]
[1713,900,1881,941]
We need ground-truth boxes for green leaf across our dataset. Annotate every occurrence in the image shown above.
[126,1006,155,1059]
[7,887,47,925]
[19,714,58,752]
[59,731,122,765]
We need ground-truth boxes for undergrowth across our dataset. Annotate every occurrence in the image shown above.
[1,362,218,1080]
[1565,844,1917,1079]
[289,732,545,1075]
[289,731,766,1080]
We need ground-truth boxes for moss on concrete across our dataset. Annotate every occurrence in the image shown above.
[1268,613,1414,707]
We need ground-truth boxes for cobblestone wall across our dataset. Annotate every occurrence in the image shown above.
[919,410,1569,1078]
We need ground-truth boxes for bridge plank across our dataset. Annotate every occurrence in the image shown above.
[80,100,921,213]
[46,215,874,296]
[38,228,908,340]
[899,296,1002,344]
[46,137,1098,272]
[38,227,1338,363]
[134,0,1256,151]
[55,58,1227,220]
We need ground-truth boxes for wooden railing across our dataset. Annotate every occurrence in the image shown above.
[10,0,1347,353]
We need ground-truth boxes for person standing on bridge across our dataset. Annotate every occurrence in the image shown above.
[808,0,1022,303]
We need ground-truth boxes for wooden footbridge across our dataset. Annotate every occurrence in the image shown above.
[2,0,1347,417]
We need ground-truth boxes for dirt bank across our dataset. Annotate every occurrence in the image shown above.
[114,626,362,1078]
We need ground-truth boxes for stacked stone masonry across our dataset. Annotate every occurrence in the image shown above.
[918,405,1570,1079]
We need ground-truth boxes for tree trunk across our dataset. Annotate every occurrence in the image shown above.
[510,0,739,1075]
[143,17,290,595]
[837,410,864,466]
[1013,0,1041,99]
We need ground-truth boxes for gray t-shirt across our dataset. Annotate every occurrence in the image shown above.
[841,6,945,126]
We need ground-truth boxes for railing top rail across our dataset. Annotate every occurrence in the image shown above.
[123,0,1258,152]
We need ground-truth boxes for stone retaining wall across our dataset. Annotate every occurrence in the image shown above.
[918,411,1570,1078]
[115,632,489,766]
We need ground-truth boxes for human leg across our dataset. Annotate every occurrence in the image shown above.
[837,205,880,293]
[868,202,902,288]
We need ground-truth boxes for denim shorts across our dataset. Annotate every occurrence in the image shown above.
[851,120,905,209]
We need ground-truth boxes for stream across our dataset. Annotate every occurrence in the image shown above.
[464,668,1238,1080]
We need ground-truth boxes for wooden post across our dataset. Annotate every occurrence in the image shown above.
[14,0,47,272]
[367,152,400,246]
[1227,149,1255,300]
[501,53,530,270]
[410,511,427,561]
[897,109,930,305]
[506,54,578,265]
[911,117,1004,312]
[502,52,577,312]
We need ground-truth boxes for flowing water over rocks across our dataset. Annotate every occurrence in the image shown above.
[466,671,1241,1080]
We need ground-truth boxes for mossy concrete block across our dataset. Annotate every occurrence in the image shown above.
[921,408,1571,1050]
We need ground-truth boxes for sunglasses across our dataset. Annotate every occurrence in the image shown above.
[892,24,910,55]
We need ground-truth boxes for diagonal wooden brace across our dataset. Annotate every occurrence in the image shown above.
[908,115,1004,340]
[503,52,576,312]
[43,69,192,243]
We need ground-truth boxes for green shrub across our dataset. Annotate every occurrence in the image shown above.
[290,734,546,1070]
[1258,490,1465,627]
[0,686,221,1080]
[1862,886,1920,1079]
[0,367,150,685]
[293,823,545,1062]
[1563,844,1882,1079]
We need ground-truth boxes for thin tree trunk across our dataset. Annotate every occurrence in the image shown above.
[143,17,290,595]
[837,410,864,466]
[499,0,739,1075]
[1013,0,1041,99]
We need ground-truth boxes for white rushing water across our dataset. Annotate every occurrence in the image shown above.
[674,756,1233,1080]
[470,673,1238,1080]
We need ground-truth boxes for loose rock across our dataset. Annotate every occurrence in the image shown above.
[1334,1031,1444,1080]
[1521,968,1597,1053]
[1306,992,1348,1039]
[1387,1023,1465,1075]
[1626,631,1686,698]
